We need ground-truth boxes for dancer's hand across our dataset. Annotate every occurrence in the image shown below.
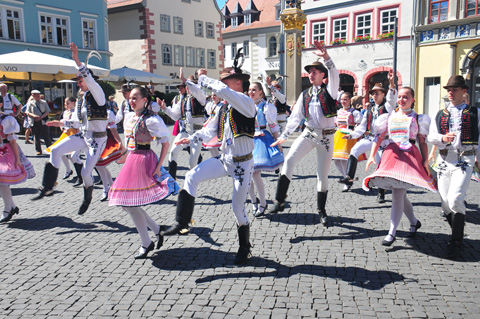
[271,138,286,147]
[442,132,456,143]
[312,40,330,60]
[365,156,376,171]
[424,160,431,177]
[46,120,62,127]
[70,43,81,66]
[175,138,190,145]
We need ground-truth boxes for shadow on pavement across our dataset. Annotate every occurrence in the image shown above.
[11,187,41,196]
[187,226,222,246]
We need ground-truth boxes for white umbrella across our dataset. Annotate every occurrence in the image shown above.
[0,50,109,82]
[108,66,172,84]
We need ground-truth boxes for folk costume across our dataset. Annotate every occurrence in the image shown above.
[269,58,340,227]
[162,54,257,265]
[428,75,480,259]
[0,110,35,223]
[109,109,179,259]
[363,109,436,246]
[202,98,223,157]
[31,63,108,216]
[269,84,289,134]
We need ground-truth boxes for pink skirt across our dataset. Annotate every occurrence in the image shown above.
[0,142,32,185]
[108,149,179,206]
[363,142,437,192]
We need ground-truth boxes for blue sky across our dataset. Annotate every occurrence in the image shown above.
[216,0,227,9]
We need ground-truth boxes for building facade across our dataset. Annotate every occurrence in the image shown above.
[107,0,222,93]
[415,0,480,119]
[0,0,110,101]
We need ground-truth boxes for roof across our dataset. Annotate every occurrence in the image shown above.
[106,0,144,10]
[223,0,281,33]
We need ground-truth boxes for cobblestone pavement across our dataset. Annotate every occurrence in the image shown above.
[1,130,479,319]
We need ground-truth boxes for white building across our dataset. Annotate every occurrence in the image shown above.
[107,0,223,93]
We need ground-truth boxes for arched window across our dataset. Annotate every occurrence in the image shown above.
[268,36,277,57]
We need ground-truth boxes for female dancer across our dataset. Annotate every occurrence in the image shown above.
[364,87,436,246]
[247,82,283,217]
[332,92,365,192]
[108,87,178,259]
[0,95,35,223]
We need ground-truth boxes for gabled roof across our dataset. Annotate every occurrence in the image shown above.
[243,0,259,13]
[230,2,243,17]
[222,5,231,17]
[106,0,143,10]
[223,0,281,33]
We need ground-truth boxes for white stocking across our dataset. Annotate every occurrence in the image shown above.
[252,171,266,208]
[334,159,347,177]
[123,206,152,247]
[0,185,15,216]
[387,188,407,238]
[61,155,72,172]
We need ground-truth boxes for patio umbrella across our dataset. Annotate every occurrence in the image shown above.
[108,66,172,84]
[0,50,109,82]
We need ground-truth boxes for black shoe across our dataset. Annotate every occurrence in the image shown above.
[156,226,167,249]
[338,176,353,185]
[134,241,155,259]
[381,235,396,246]
[446,240,462,260]
[63,170,73,180]
[406,220,422,238]
[253,204,268,218]
[319,209,329,227]
[78,186,94,215]
[73,163,83,187]
[31,187,52,200]
[0,207,19,223]
[73,179,83,187]
[376,194,386,204]
[268,201,285,214]
[161,222,190,236]
[100,194,108,202]
[234,225,251,265]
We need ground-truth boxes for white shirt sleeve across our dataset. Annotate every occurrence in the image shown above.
[269,85,286,104]
[186,81,207,106]
[77,63,106,106]
[325,58,339,100]
[280,95,305,139]
[385,88,398,113]
[146,115,170,144]
[349,112,368,140]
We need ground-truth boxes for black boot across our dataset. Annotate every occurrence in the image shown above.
[376,188,386,203]
[234,225,251,265]
[268,175,290,214]
[339,155,357,185]
[78,186,94,215]
[317,191,329,227]
[31,163,59,200]
[446,211,453,227]
[197,153,203,164]
[446,213,465,259]
[161,190,195,236]
[168,160,178,180]
[73,163,83,187]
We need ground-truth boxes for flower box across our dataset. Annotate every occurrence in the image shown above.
[354,35,371,42]
[330,39,346,45]
[378,32,394,39]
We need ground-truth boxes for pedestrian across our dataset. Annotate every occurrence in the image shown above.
[339,71,397,202]
[427,75,479,259]
[332,92,365,192]
[247,81,283,217]
[161,58,257,265]
[25,89,52,155]
[21,97,33,144]
[0,95,35,223]
[106,95,118,114]
[364,87,436,246]
[269,40,339,227]
[0,83,21,117]
[108,86,178,259]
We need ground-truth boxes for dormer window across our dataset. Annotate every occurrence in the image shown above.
[232,17,238,28]
[245,14,251,25]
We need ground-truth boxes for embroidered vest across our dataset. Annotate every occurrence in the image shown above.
[217,104,255,142]
[365,101,388,132]
[301,85,337,119]
[78,91,107,121]
[256,100,267,127]
[436,106,479,145]
[181,95,205,120]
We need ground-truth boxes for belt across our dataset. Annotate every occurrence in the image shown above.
[306,126,336,135]
[91,131,107,138]
[439,149,476,156]
[278,120,286,123]
[193,124,203,130]
[232,153,253,163]
[2,139,9,144]
[260,126,267,130]
[409,139,416,145]
[136,144,151,150]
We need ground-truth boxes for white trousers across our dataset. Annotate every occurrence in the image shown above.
[49,132,107,187]
[168,131,202,169]
[436,153,475,215]
[184,155,253,226]
[350,137,382,162]
[281,129,334,192]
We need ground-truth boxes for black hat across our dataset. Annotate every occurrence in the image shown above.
[443,75,469,90]
[119,83,138,92]
[176,83,186,88]
[71,68,99,81]
[221,48,250,82]
[369,83,387,94]
[304,61,328,78]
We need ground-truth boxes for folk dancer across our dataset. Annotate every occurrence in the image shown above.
[428,75,480,259]
[31,43,108,216]
[269,40,339,227]
[202,92,223,158]
[340,71,397,202]
[162,58,257,265]
[108,87,179,259]
[364,87,436,246]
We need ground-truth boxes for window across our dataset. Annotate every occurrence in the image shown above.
[243,40,249,57]
[173,16,183,34]
[82,19,96,49]
[356,13,371,37]
[194,20,203,37]
[206,22,214,38]
[174,45,184,66]
[232,17,238,28]
[430,1,449,22]
[245,14,251,25]
[182,0,191,3]
[40,14,69,46]
[466,0,479,16]
[380,9,397,34]
[333,18,347,41]
[276,6,281,20]
[186,46,195,67]
[231,42,237,59]
[196,48,205,68]
[268,36,277,57]
[222,18,227,30]
[302,25,306,46]
[208,49,216,69]
[162,44,172,65]
[0,7,23,40]
[312,21,326,42]
[160,14,170,32]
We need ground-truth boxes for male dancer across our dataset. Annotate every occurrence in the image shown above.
[339,71,396,203]
[32,43,108,216]
[269,40,338,227]
[162,55,256,265]
[428,75,480,259]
